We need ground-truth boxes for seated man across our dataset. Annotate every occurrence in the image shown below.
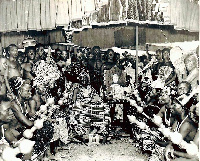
[165,102,199,161]
[157,88,176,128]
[72,71,95,106]
[1,79,35,144]
[157,82,196,131]
[171,81,194,131]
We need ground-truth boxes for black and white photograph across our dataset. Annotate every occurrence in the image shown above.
[0,0,199,160]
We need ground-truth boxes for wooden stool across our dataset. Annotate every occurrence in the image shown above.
[88,134,100,145]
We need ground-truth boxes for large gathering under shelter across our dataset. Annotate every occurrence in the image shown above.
[0,0,199,161]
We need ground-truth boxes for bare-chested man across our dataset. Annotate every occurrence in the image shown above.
[1,80,36,144]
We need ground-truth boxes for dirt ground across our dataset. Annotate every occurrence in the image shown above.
[44,138,149,161]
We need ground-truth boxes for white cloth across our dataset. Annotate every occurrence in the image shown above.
[110,83,124,99]
[51,118,69,144]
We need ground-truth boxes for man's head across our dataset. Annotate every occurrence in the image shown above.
[162,48,170,62]
[113,74,119,84]
[25,46,36,60]
[92,46,100,57]
[61,51,68,60]
[159,88,171,105]
[81,58,88,67]
[96,59,102,69]
[17,52,26,64]
[184,54,197,72]
[87,52,94,60]
[76,49,84,61]
[36,44,45,57]
[8,44,18,58]
[107,49,115,61]
[178,81,191,96]
[19,79,32,100]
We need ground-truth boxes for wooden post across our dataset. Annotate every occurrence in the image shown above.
[126,0,128,18]
[136,25,139,86]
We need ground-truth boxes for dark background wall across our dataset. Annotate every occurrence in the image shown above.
[0,28,65,49]
[0,24,198,51]
[72,24,199,49]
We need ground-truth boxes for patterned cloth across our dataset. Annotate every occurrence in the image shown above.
[50,109,69,144]
[51,117,69,144]
[32,60,60,87]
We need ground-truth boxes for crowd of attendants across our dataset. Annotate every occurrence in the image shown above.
[0,43,199,160]
[127,47,199,161]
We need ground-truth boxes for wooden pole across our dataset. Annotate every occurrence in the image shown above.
[126,0,128,18]
[136,25,139,86]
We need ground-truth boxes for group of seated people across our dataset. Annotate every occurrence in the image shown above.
[127,47,199,161]
[0,42,199,160]
[0,43,132,159]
